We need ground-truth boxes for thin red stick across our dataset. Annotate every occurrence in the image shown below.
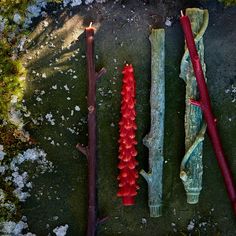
[77,24,106,236]
[180,12,236,215]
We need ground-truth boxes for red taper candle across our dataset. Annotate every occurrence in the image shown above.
[180,10,236,215]
[117,64,139,206]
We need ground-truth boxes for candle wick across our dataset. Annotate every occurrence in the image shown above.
[180,10,184,17]
[89,22,93,28]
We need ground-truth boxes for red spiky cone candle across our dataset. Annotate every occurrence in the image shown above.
[117,64,139,206]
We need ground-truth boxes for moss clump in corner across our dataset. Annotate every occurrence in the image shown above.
[0,0,62,229]
[0,0,63,123]
[0,124,30,156]
[0,123,32,223]
[0,1,29,225]
[0,0,29,16]
[0,181,21,223]
[0,39,26,122]
[0,0,62,19]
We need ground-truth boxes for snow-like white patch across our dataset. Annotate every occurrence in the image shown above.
[85,0,94,4]
[0,220,28,235]
[13,13,22,24]
[0,188,5,202]
[4,148,53,201]
[12,171,30,201]
[8,94,25,129]
[64,84,69,91]
[0,166,6,174]
[67,127,75,134]
[36,96,42,102]
[9,108,24,129]
[187,220,195,231]
[17,37,27,51]
[63,0,107,7]
[63,0,83,7]
[0,15,6,33]
[0,217,36,236]
[53,224,69,236]
[24,0,47,27]
[225,84,236,103]
[0,145,6,161]
[63,0,71,7]
[75,105,80,111]
[165,17,173,27]
[71,0,82,7]
[45,113,55,125]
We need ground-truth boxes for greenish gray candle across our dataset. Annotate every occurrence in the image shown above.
[140,29,165,217]
[179,8,209,204]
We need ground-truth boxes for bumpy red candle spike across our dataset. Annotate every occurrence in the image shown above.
[117,64,139,206]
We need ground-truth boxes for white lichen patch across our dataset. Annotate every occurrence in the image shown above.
[187,220,195,231]
[53,224,69,236]
[45,113,55,125]
[0,145,53,234]
[1,148,54,202]
[52,85,58,90]
[0,16,6,33]
[75,105,80,111]
[0,145,6,161]
[225,84,236,103]
[0,217,36,236]
[0,220,28,235]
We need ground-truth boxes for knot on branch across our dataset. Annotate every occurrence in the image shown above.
[88,105,95,113]
[76,143,88,157]
[140,169,152,184]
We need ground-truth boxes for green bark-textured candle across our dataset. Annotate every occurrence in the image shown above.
[179,8,209,204]
[140,29,165,217]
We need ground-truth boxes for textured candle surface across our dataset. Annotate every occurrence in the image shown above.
[179,8,209,205]
[117,64,139,206]
[140,29,165,217]
[180,11,236,215]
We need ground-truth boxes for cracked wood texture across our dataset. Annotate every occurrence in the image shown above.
[140,29,165,217]
[179,8,209,204]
